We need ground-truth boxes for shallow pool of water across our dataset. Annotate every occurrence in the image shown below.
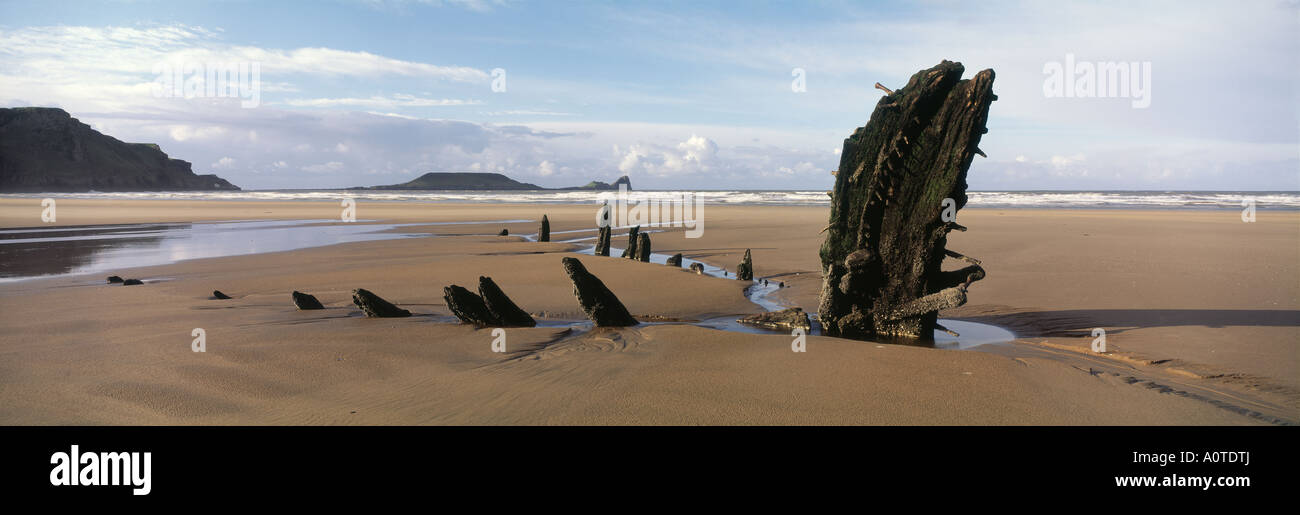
[0,219,527,283]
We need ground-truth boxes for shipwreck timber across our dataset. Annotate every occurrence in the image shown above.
[817,60,995,341]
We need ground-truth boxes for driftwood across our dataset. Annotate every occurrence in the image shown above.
[292,291,324,310]
[736,249,753,281]
[538,215,550,242]
[595,226,612,256]
[620,226,640,259]
[635,233,651,262]
[818,60,994,341]
[560,257,637,326]
[737,307,811,332]
[352,288,411,317]
[665,253,683,267]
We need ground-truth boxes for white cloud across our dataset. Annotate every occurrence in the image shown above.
[1049,154,1086,167]
[618,134,720,176]
[0,24,491,114]
[483,110,575,116]
[284,94,482,108]
[301,161,346,173]
[169,125,227,141]
[360,0,510,13]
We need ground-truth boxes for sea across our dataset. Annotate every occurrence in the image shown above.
[3,190,1299,209]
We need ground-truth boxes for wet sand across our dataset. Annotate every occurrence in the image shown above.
[0,198,1295,424]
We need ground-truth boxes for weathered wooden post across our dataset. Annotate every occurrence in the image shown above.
[818,61,995,341]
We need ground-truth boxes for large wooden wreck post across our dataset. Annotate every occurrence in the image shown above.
[818,61,995,341]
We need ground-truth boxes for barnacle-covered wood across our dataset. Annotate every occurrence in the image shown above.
[737,307,810,332]
[817,61,994,341]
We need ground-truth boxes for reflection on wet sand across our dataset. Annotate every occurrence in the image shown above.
[0,220,426,282]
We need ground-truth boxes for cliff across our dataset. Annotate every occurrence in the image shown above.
[0,107,239,192]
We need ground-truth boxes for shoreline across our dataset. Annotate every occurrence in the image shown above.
[4,190,1299,213]
[0,199,1295,424]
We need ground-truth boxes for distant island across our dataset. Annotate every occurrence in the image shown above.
[0,107,240,192]
[355,172,631,191]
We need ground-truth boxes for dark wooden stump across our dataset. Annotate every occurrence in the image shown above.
[560,257,638,326]
[477,276,536,327]
[620,226,640,259]
[817,60,994,341]
[292,291,325,310]
[352,288,411,317]
[635,233,651,262]
[595,226,612,256]
[443,285,499,326]
[736,249,753,281]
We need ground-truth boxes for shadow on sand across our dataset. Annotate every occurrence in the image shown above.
[959,309,1299,338]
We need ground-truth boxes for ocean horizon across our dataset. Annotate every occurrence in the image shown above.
[4,189,1298,210]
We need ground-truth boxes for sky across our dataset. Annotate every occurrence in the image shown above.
[0,0,1296,191]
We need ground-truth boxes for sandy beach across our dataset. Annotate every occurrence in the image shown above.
[0,198,1295,425]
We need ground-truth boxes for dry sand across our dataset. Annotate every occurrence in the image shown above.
[0,198,1295,424]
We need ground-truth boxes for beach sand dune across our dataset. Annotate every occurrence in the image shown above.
[0,199,1295,424]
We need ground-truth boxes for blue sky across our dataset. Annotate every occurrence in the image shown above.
[1,0,1296,190]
